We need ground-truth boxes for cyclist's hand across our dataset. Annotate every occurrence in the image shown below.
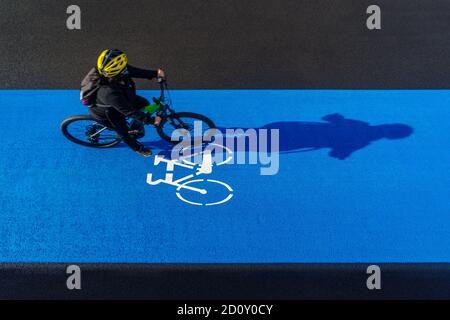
[157,68,166,79]
[142,114,162,126]
[154,116,162,126]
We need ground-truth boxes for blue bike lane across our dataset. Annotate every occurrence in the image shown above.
[0,89,449,263]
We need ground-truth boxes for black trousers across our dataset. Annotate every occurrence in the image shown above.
[89,96,149,151]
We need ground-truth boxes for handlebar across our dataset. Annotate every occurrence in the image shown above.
[157,78,167,101]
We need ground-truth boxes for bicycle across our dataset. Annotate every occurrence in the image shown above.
[60,79,216,148]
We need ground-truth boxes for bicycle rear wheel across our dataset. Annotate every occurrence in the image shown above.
[60,115,122,148]
[156,112,216,144]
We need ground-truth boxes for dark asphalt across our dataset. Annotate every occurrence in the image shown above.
[1,263,450,299]
[1,0,450,89]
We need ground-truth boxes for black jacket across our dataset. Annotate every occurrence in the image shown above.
[94,65,158,121]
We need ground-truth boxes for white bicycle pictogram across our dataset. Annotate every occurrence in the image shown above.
[146,143,234,206]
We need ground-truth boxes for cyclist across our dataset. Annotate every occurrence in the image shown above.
[89,49,165,157]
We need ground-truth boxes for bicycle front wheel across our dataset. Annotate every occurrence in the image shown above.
[156,112,216,144]
[60,115,122,148]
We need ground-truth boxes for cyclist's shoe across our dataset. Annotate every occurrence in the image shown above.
[136,145,153,157]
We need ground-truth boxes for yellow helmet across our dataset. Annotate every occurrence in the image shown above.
[97,49,128,78]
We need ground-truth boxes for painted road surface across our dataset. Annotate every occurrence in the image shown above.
[0,90,449,262]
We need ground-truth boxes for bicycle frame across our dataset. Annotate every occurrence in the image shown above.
[151,79,174,117]
[151,80,196,134]
[90,80,179,138]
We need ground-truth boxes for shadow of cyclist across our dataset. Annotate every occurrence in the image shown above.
[218,113,414,160]
[138,113,413,160]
